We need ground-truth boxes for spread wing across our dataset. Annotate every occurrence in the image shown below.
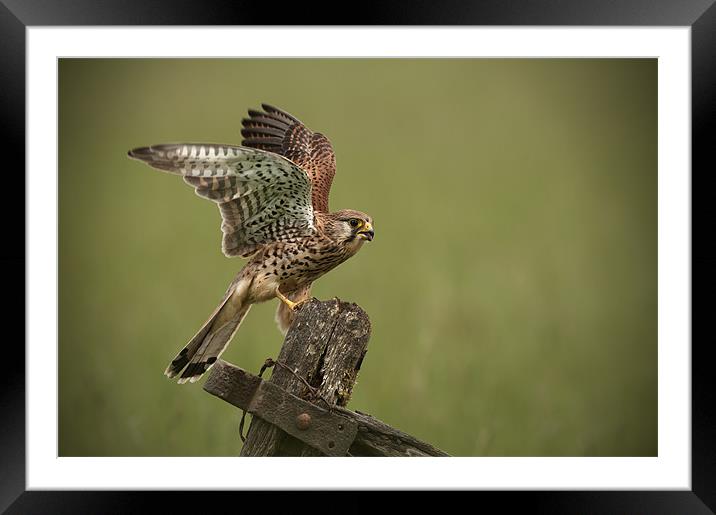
[241,104,336,213]
[128,143,315,257]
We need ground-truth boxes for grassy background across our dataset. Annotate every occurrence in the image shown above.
[59,59,657,457]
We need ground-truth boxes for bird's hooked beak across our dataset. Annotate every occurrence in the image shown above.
[357,221,374,241]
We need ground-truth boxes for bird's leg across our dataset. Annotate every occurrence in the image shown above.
[275,289,298,310]
[275,289,306,311]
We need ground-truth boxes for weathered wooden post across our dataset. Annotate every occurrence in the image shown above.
[203,298,449,457]
[240,298,369,456]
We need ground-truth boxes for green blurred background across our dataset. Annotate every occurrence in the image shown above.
[59,59,656,457]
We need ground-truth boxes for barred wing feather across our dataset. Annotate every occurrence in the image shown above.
[241,104,336,213]
[128,143,315,257]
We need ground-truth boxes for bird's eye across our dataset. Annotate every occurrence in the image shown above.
[349,219,360,228]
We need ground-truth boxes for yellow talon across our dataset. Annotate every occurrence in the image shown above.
[276,289,301,311]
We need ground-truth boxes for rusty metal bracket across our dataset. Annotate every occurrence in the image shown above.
[203,360,358,456]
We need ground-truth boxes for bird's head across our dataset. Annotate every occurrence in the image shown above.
[325,209,374,250]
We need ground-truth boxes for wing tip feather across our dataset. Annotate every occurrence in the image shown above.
[259,103,301,123]
[127,146,149,160]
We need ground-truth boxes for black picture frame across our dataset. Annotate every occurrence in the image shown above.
[1,1,709,512]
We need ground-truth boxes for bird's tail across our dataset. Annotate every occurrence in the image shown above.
[274,283,312,336]
[165,279,251,384]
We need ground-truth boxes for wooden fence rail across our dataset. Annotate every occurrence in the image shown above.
[203,298,449,457]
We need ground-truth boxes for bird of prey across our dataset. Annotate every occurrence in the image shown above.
[128,104,374,384]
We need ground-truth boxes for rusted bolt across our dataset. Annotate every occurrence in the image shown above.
[296,413,311,430]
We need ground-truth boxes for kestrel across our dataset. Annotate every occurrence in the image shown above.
[128,104,374,384]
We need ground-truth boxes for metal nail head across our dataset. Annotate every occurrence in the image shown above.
[296,413,311,430]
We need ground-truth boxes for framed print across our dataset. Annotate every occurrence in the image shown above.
[2,0,710,512]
